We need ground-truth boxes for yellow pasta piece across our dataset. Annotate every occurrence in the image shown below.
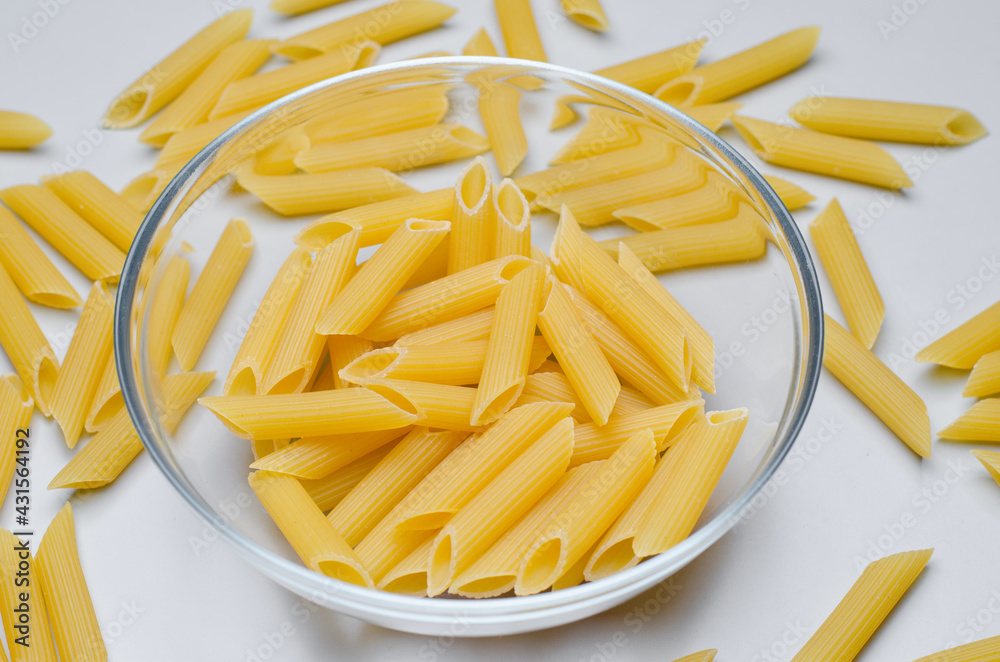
[655,27,820,106]
[140,38,274,146]
[308,355,335,392]
[0,185,125,283]
[494,0,546,61]
[550,107,648,164]
[361,255,536,341]
[791,549,932,662]
[551,542,593,591]
[50,283,114,448]
[611,385,655,414]
[225,248,311,396]
[271,0,349,16]
[156,111,251,171]
[210,42,380,120]
[571,399,704,468]
[561,0,608,31]
[672,652,717,662]
[118,166,180,214]
[34,503,106,662]
[394,307,496,346]
[302,443,395,512]
[238,168,418,216]
[515,371,589,422]
[0,110,51,149]
[85,354,121,433]
[317,220,450,335]
[249,470,372,586]
[790,97,987,146]
[939,399,1000,443]
[0,205,80,309]
[0,266,58,417]
[515,427,655,595]
[596,41,705,95]
[600,207,767,272]
[102,10,252,128]
[428,417,573,595]
[965,350,1000,398]
[685,102,744,132]
[731,115,912,189]
[365,380,479,432]
[477,79,528,176]
[972,449,1000,488]
[613,174,745,233]
[171,219,253,371]
[824,315,931,457]
[916,300,1000,369]
[354,515,436,586]
[42,171,142,254]
[449,157,494,274]
[912,635,1000,662]
[810,199,884,349]
[274,1,457,60]
[764,174,816,210]
[265,232,360,394]
[327,335,374,390]
[303,84,452,145]
[380,538,434,595]
[0,527,58,662]
[463,28,499,56]
[251,429,410,480]
[0,376,31,511]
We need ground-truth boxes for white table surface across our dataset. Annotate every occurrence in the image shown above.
[2,0,1000,659]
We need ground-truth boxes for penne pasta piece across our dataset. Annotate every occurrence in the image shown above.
[317,220,450,335]
[571,399,704,468]
[140,39,274,146]
[731,115,912,189]
[916,300,1000,369]
[764,174,815,210]
[147,255,190,379]
[463,28,499,56]
[250,429,410,480]
[308,356,335,392]
[171,219,254,371]
[0,376,32,511]
[50,283,114,448]
[400,237,449,291]
[34,503,106,662]
[672,652,717,662]
[201,388,419,440]
[473,264,546,425]
[612,385,655,414]
[600,207,767,272]
[427,417,574,595]
[551,542,593,591]
[327,335,374,390]
[249,470,373,587]
[630,409,747,558]
[549,205,586,292]
[655,27,820,106]
[274,0,457,60]
[238,168,418,216]
[296,123,489,174]
[938,399,1000,443]
[0,265,59,417]
[303,84,452,145]
[791,549,933,662]
[451,462,601,597]
[380,538,434,595]
[209,42,380,120]
[243,127,309,177]
[494,0,546,60]
[119,166,180,214]
[295,188,452,250]
[515,371,589,422]
[303,443,395,512]
[972,449,1000,488]
[271,0,350,16]
[810,199,884,349]
[0,205,81,309]
[789,97,988,146]
[581,235,690,388]
[225,248,311,395]
[449,157,494,274]
[102,10,253,128]
[911,635,1000,662]
[685,102,743,132]
[394,307,496,346]
[330,429,465,546]
[613,173,746,232]
[158,371,217,434]
[0,110,51,149]
[964,350,1000,398]
[823,315,931,457]
[361,255,536,341]
[0,185,125,283]
[42,171,142,253]
[156,111,252,170]
[85,354,122,434]
[365,380,479,432]
[538,275,620,425]
[354,515,436,587]
[265,232,360,394]
[0,527,59,662]
[515,428,656,595]
[561,0,608,31]
[550,107,648,164]
[477,80,529,176]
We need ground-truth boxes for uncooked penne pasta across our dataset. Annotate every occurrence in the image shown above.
[303,84,452,145]
[365,380,479,432]
[571,399,704,468]
[147,255,190,379]
[810,199,884,349]
[916,300,1000,369]
[823,315,931,457]
[964,350,1000,398]
[0,265,59,417]
[0,527,59,662]
[912,634,1000,662]
[156,111,252,171]
[85,354,122,433]
[613,174,745,233]
[34,503,107,662]
[491,179,530,260]
[0,110,51,148]
[731,115,912,189]
[265,232,360,394]
[0,376,31,510]
[463,28,499,56]
[270,0,349,16]
[140,38,275,146]
[50,283,114,448]
[171,219,254,371]
[495,0,547,61]
[0,185,126,283]
[449,157,494,274]
[685,102,744,132]
[209,42,380,120]
[303,443,395,512]
[972,449,1000,489]
[561,0,608,31]
[249,470,373,587]
[250,429,410,480]
[327,335,374,390]
[791,549,933,662]
[394,307,496,346]
[477,80,529,176]
[102,10,252,128]
[655,27,820,106]
[789,97,988,146]
[515,371,589,421]
[119,166,181,214]
[273,1,457,60]
[550,107,647,164]
[43,171,143,253]
[0,205,81,309]
[380,538,434,595]
[938,399,1000,443]
[238,169,418,216]
[764,175,815,210]
[672,652,717,662]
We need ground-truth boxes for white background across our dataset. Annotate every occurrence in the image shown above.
[2,0,1000,660]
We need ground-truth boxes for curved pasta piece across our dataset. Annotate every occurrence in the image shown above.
[916,300,1000,369]
[0,110,51,149]
[938,399,1000,443]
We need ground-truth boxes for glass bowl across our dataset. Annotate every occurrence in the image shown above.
[115,57,823,637]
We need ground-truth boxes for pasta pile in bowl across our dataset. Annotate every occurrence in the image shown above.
[115,58,823,636]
